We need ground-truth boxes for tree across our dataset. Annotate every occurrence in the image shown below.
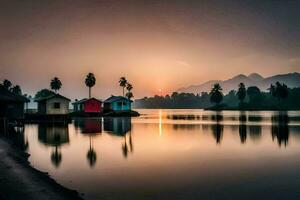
[209,83,223,105]
[126,83,133,99]
[11,85,22,95]
[119,77,127,96]
[2,79,12,90]
[35,89,56,99]
[50,77,62,93]
[236,83,246,104]
[270,82,289,107]
[126,92,134,100]
[247,86,262,104]
[85,73,96,98]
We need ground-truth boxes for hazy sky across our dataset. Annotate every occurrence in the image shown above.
[0,0,299,99]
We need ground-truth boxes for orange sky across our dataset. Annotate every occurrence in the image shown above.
[0,0,299,99]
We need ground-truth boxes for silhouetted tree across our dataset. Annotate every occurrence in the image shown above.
[247,86,262,104]
[210,83,223,106]
[2,79,12,90]
[50,77,62,93]
[85,73,96,98]
[119,77,127,97]
[126,83,134,99]
[35,89,55,99]
[11,85,22,95]
[270,82,289,108]
[237,83,246,104]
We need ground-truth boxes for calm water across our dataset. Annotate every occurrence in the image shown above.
[12,110,300,199]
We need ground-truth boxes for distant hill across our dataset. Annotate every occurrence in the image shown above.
[177,72,300,94]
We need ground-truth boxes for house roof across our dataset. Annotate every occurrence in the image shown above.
[0,85,30,102]
[104,95,133,103]
[72,98,102,105]
[35,93,71,102]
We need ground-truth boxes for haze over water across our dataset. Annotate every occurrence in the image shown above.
[12,109,300,200]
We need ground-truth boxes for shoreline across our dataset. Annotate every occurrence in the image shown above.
[0,136,83,200]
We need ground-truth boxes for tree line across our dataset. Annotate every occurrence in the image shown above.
[1,73,134,101]
[134,82,299,110]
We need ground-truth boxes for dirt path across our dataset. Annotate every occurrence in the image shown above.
[0,138,83,200]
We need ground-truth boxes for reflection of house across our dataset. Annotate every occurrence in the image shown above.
[38,124,69,146]
[74,118,102,134]
[35,94,70,115]
[104,117,131,136]
[0,85,29,119]
[103,96,132,111]
[73,98,102,113]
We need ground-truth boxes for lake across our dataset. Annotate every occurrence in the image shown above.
[14,109,300,199]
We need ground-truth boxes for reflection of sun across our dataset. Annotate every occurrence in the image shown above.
[159,109,162,136]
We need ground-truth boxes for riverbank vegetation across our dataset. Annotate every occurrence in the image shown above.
[134,82,300,110]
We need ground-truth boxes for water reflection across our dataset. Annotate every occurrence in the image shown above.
[3,110,300,200]
[0,125,29,151]
[211,112,223,144]
[74,118,102,167]
[271,112,289,147]
[38,124,69,167]
[104,117,133,158]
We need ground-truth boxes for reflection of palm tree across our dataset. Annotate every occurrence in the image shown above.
[51,146,62,168]
[122,135,129,158]
[87,136,97,167]
[129,132,133,153]
[211,112,223,144]
[239,124,247,143]
[271,112,289,147]
[239,111,247,144]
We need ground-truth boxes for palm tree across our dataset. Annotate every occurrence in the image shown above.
[119,77,127,97]
[50,77,62,93]
[11,85,22,95]
[209,83,223,106]
[236,83,246,105]
[85,73,96,98]
[126,92,133,100]
[270,82,289,108]
[126,83,133,100]
[2,79,12,90]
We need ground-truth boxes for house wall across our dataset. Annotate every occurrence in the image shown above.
[0,101,25,119]
[84,99,102,113]
[38,102,47,114]
[46,98,70,114]
[111,101,131,111]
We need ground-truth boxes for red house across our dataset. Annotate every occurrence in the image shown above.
[73,98,102,113]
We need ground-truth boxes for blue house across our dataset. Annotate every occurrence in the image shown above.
[103,96,132,111]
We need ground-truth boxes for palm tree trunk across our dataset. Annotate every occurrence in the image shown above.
[89,87,91,98]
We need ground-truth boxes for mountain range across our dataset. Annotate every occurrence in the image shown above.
[177,72,300,94]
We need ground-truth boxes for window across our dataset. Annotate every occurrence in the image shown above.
[117,102,122,106]
[53,102,60,109]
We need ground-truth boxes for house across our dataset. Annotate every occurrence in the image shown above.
[73,98,102,113]
[0,85,29,119]
[103,96,132,111]
[35,94,70,115]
